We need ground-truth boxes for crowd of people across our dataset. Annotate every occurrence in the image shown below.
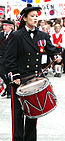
[37,18,65,76]
[0,13,65,98]
[0,4,64,141]
[0,18,15,98]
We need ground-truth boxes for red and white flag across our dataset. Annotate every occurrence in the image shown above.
[0,7,4,15]
[7,1,11,14]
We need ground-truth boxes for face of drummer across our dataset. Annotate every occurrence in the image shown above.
[23,10,38,30]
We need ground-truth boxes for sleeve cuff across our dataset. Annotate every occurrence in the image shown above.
[8,72,20,81]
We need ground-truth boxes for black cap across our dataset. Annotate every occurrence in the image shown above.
[20,4,42,16]
[2,19,14,25]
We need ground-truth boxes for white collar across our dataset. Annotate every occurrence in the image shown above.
[55,31,62,38]
[7,30,12,36]
[25,26,35,32]
[4,30,12,36]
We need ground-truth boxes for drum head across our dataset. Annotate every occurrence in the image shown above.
[16,77,49,96]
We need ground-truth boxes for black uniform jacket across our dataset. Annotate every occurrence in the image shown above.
[0,31,13,74]
[5,27,58,81]
[0,32,8,74]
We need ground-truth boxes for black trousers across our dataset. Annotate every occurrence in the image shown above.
[63,50,65,72]
[0,73,11,96]
[11,84,37,141]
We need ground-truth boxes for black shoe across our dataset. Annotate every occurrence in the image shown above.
[54,73,58,77]
[1,92,6,97]
[63,71,65,74]
[57,73,61,77]
[7,95,11,98]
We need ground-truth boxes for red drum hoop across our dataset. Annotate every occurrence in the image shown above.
[16,77,57,118]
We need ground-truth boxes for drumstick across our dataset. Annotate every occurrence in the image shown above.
[41,59,55,73]
[9,52,62,84]
[21,52,62,81]
[20,58,55,81]
[39,51,62,76]
[20,59,54,81]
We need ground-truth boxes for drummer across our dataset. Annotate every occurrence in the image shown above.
[5,4,61,141]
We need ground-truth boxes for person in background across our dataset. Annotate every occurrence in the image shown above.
[50,23,65,77]
[41,25,50,75]
[62,19,65,32]
[47,20,53,35]
[0,19,3,32]
[42,25,48,33]
[54,18,63,27]
[0,19,14,98]
[5,4,61,141]
[37,19,47,31]
[61,19,65,73]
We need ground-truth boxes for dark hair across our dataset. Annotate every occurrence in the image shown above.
[47,20,53,27]
[37,20,42,27]
[18,9,38,30]
[63,19,65,27]
[18,19,25,29]
[18,13,28,30]
[55,18,61,25]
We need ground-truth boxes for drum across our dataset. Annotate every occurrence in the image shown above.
[16,77,57,118]
[0,77,6,95]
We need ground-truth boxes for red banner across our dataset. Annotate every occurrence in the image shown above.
[44,0,51,2]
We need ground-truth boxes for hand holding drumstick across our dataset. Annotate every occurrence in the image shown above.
[54,54,62,63]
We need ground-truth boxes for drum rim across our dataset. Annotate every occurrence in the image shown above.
[23,105,57,119]
[16,80,50,96]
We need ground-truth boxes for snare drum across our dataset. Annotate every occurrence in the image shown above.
[0,77,6,95]
[16,77,57,118]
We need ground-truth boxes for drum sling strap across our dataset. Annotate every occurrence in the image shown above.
[0,34,9,48]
